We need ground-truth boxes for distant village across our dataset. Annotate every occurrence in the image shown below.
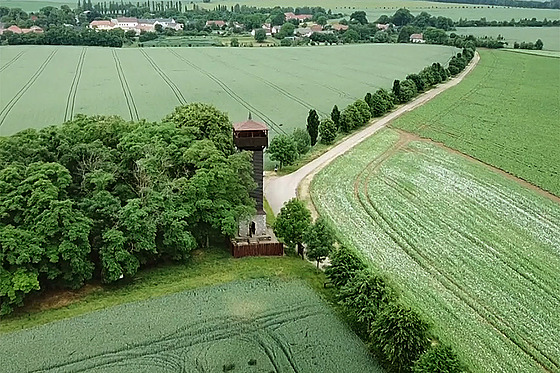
[89,17,183,34]
[0,4,455,47]
[84,12,356,39]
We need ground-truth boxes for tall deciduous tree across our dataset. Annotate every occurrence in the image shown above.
[304,217,335,268]
[267,134,298,169]
[273,198,311,257]
[292,128,311,155]
[306,109,320,146]
[391,8,414,26]
[319,118,337,144]
[164,103,234,155]
[350,11,368,25]
[254,28,266,42]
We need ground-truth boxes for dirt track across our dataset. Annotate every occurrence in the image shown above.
[264,52,481,215]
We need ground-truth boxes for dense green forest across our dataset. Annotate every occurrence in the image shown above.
[0,104,256,315]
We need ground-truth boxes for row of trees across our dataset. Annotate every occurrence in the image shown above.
[272,199,335,266]
[3,26,127,46]
[0,103,256,315]
[455,17,560,27]
[326,245,464,372]
[428,0,559,10]
[514,39,544,50]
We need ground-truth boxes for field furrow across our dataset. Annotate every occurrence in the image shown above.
[0,48,28,73]
[0,49,58,129]
[392,49,560,196]
[167,48,289,136]
[64,47,87,122]
[112,49,139,121]
[139,48,187,106]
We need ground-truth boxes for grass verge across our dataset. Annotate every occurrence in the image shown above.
[263,197,276,225]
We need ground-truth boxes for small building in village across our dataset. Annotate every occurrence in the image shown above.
[410,33,425,43]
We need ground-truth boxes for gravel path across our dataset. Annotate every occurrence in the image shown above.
[264,52,480,215]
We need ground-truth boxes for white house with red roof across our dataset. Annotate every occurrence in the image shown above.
[111,17,138,30]
[410,33,425,43]
[206,20,226,28]
[0,25,43,34]
[89,20,115,30]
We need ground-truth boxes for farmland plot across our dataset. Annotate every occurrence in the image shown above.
[392,49,560,196]
[0,44,457,139]
[311,129,560,373]
[0,279,382,373]
[454,27,560,51]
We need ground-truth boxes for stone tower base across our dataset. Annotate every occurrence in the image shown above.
[238,212,267,238]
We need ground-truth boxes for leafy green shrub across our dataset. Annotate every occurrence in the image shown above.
[338,269,394,327]
[292,128,311,155]
[413,344,463,373]
[325,245,366,288]
[370,303,430,372]
[319,118,337,145]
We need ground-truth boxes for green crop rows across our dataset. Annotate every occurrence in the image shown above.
[0,279,382,372]
[310,129,560,373]
[392,49,560,196]
[0,44,456,139]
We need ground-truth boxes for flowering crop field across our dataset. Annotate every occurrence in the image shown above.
[392,49,560,196]
[311,129,560,373]
[0,279,381,372]
[0,44,457,139]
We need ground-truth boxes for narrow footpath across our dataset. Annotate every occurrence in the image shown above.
[264,52,481,215]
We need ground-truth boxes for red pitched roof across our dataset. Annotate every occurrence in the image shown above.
[233,119,268,131]
[206,20,226,27]
[7,25,22,34]
[90,20,115,27]
[332,24,349,31]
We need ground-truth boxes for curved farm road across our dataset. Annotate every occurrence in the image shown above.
[264,52,481,215]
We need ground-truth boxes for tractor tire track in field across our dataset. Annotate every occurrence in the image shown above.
[139,48,187,106]
[0,49,27,73]
[223,50,356,100]
[415,52,496,134]
[112,49,139,121]
[0,49,58,127]
[352,133,559,372]
[200,50,327,116]
[29,303,320,372]
[166,48,288,136]
[64,47,87,122]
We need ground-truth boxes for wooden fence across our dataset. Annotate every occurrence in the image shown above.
[230,240,284,258]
